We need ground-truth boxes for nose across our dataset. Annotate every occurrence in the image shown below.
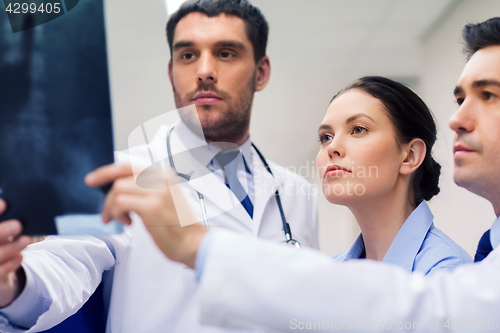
[197,52,218,83]
[326,136,345,159]
[449,99,475,134]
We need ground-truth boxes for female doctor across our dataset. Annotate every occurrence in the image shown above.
[86,76,471,275]
[320,76,472,273]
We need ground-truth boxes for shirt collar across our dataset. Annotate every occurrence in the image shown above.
[382,201,434,272]
[489,215,500,249]
[342,201,434,273]
[174,120,253,174]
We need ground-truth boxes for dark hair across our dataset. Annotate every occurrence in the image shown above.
[463,17,500,59]
[166,0,269,63]
[331,76,441,205]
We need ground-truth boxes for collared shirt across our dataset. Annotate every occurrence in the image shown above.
[331,201,472,275]
[173,120,254,204]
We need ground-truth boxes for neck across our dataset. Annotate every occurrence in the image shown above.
[485,191,500,217]
[178,115,250,146]
[468,186,500,217]
[493,201,500,218]
[206,131,250,147]
[348,181,415,261]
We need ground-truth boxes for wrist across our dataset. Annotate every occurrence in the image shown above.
[178,227,207,269]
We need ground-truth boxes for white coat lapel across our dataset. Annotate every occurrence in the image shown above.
[189,165,253,229]
[167,126,253,229]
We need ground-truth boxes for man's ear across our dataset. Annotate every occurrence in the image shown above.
[400,138,426,175]
[168,60,174,87]
[254,55,271,92]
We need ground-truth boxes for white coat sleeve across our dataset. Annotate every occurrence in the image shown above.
[0,235,117,332]
[199,230,500,332]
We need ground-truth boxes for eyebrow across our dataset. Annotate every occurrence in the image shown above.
[172,40,246,52]
[472,79,500,88]
[317,113,375,133]
[172,41,194,52]
[454,79,500,96]
[318,124,332,132]
[345,113,375,124]
[214,41,246,50]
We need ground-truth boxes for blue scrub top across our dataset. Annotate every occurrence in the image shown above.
[332,201,472,275]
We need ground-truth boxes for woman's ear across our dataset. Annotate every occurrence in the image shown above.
[400,139,426,175]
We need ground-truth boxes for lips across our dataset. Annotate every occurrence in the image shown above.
[453,144,475,155]
[324,165,351,178]
[193,92,222,105]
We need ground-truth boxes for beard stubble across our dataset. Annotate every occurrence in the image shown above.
[173,74,256,143]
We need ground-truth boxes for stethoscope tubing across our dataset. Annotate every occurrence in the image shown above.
[166,125,299,247]
[250,143,295,243]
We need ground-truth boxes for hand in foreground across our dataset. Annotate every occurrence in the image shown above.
[0,200,31,307]
[85,163,207,268]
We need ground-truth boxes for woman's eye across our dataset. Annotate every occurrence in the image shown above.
[456,97,464,106]
[319,134,332,144]
[351,126,367,135]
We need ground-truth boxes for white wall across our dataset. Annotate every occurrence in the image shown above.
[420,0,500,256]
[105,0,173,152]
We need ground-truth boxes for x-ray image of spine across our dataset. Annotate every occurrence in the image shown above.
[0,0,114,235]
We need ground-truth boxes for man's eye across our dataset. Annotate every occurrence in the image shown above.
[220,52,233,58]
[181,53,195,60]
[456,97,464,106]
[319,134,332,144]
[483,91,495,101]
[351,126,367,135]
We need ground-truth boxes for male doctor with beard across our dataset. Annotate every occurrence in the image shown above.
[0,0,318,332]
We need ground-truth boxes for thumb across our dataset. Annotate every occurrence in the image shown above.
[0,200,6,215]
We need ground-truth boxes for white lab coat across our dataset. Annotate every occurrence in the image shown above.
[198,230,500,333]
[7,125,319,333]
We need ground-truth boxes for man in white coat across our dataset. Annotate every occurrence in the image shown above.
[0,0,318,332]
[90,17,500,332]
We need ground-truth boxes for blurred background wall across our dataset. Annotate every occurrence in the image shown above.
[104,0,500,256]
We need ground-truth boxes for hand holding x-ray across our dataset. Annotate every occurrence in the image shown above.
[85,163,206,268]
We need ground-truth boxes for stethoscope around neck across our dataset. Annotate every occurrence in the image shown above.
[166,125,300,249]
